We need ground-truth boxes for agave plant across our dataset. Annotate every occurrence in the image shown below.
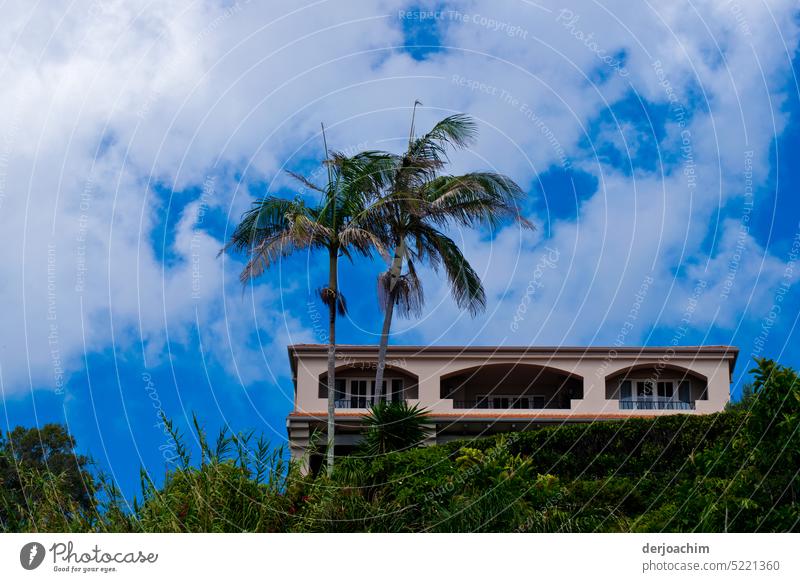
[360,401,430,457]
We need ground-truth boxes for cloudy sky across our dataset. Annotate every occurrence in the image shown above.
[2,0,799,498]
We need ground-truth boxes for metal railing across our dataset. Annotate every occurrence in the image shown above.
[453,397,550,410]
[619,398,694,410]
[334,397,404,409]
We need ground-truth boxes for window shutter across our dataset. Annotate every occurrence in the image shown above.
[334,379,346,400]
[678,381,691,402]
[391,379,403,402]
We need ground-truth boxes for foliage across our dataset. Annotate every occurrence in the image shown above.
[0,424,98,531]
[672,358,800,532]
[222,147,396,475]
[360,401,430,457]
[368,113,531,319]
[3,359,798,533]
[367,111,533,400]
[132,416,295,532]
[725,382,756,412]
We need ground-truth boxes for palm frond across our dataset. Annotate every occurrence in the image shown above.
[221,197,309,255]
[377,260,424,318]
[339,226,389,260]
[332,150,398,195]
[394,259,425,318]
[394,115,479,192]
[408,114,477,163]
[238,231,309,283]
[285,170,326,194]
[424,172,533,229]
[417,113,478,150]
[318,287,347,316]
[417,226,486,316]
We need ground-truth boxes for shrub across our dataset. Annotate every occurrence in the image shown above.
[360,401,430,457]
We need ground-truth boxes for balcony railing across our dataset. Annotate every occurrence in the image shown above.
[453,396,549,410]
[334,398,404,409]
[619,398,694,410]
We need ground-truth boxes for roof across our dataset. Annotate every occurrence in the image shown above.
[288,411,684,422]
[287,344,740,376]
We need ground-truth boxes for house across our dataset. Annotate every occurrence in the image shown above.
[286,344,738,465]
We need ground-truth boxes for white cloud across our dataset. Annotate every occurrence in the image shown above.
[380,0,800,348]
[0,0,797,394]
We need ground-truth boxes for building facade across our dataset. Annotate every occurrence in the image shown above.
[286,344,738,464]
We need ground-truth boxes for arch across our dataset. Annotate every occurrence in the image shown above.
[319,362,419,382]
[440,362,584,382]
[318,362,419,400]
[440,362,583,410]
[605,362,707,383]
[604,363,708,403]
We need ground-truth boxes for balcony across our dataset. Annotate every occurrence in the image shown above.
[334,397,404,409]
[619,398,694,410]
[442,364,582,412]
[453,395,547,410]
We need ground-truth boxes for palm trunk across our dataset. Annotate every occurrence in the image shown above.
[373,293,396,404]
[374,242,405,402]
[326,247,338,477]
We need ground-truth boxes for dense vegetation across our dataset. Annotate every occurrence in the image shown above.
[2,358,797,532]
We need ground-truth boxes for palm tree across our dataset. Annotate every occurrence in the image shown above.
[222,139,391,475]
[370,108,533,401]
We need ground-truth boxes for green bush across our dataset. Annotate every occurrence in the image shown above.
[3,358,797,533]
[360,401,431,457]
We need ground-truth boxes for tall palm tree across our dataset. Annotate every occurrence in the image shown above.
[222,141,391,475]
[370,109,534,401]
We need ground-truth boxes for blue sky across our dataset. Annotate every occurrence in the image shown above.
[1,1,799,502]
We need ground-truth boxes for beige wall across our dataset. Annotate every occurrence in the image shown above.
[291,347,734,417]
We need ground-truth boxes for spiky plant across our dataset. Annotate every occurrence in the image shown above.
[134,414,295,532]
[360,401,430,457]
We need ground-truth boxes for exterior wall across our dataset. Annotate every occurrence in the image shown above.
[291,347,735,416]
[287,345,737,462]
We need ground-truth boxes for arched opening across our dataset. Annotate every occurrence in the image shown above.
[605,364,708,410]
[440,363,583,410]
[318,362,419,408]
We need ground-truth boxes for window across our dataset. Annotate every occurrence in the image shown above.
[619,378,693,410]
[474,395,544,409]
[678,380,691,402]
[369,380,386,402]
[633,380,676,400]
[350,380,367,408]
[657,381,674,398]
[620,380,632,400]
[494,397,510,409]
[334,379,346,401]
[636,380,655,398]
[333,377,405,407]
[391,379,404,403]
